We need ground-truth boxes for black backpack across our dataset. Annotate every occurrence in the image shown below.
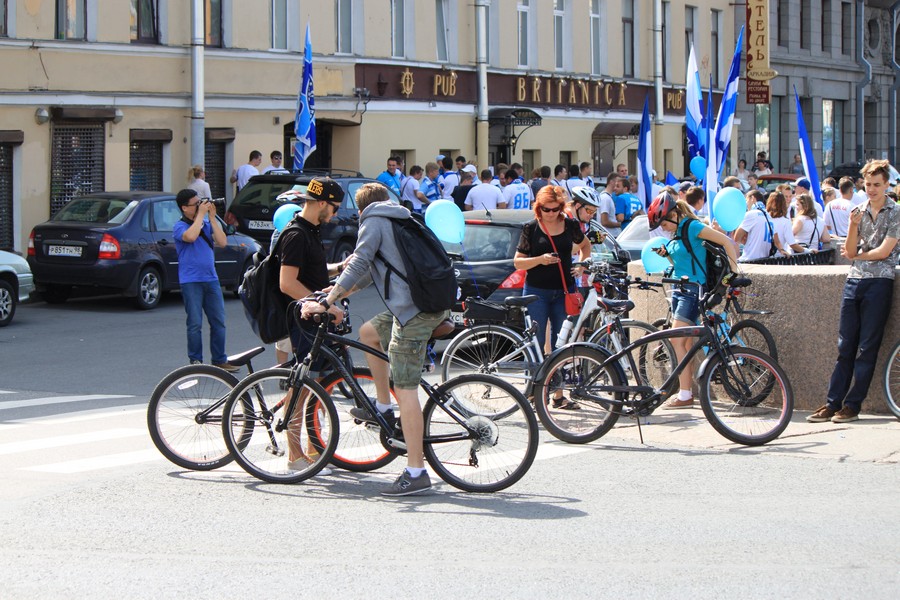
[678,220,733,305]
[238,225,297,344]
[375,216,457,314]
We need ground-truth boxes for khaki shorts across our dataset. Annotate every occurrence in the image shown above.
[369,309,450,389]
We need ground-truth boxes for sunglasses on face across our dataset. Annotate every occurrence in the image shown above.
[580,205,597,214]
[540,205,562,213]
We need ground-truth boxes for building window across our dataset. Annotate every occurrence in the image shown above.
[57,0,86,40]
[205,141,226,201]
[754,104,770,165]
[50,123,105,216]
[776,0,787,47]
[271,0,287,50]
[661,1,670,82]
[0,144,12,250]
[130,0,158,43]
[130,141,163,191]
[1,0,9,37]
[710,10,720,87]
[553,0,565,70]
[622,0,634,77]
[436,0,449,62]
[685,5,696,67]
[822,100,835,173]
[841,2,851,55]
[336,0,352,54]
[822,0,832,52]
[590,0,602,75]
[205,0,222,47]
[391,0,405,58]
[517,0,530,67]
[800,0,810,49]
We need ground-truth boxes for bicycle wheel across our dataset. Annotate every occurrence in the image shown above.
[882,340,900,419]
[728,319,778,360]
[221,368,339,484]
[423,374,538,493]
[589,320,676,392]
[699,348,793,446]
[534,344,623,443]
[441,325,537,393]
[147,365,241,471]
[319,367,400,472]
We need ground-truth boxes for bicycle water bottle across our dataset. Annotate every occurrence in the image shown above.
[556,317,576,349]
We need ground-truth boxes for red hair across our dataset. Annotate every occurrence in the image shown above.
[533,185,567,222]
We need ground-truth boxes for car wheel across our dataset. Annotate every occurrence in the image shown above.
[0,279,15,327]
[233,258,253,298]
[42,284,71,304]
[333,240,355,263]
[135,266,162,310]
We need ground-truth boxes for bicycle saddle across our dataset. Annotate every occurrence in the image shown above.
[225,346,266,367]
[598,298,635,313]
[730,277,752,288]
[504,295,539,307]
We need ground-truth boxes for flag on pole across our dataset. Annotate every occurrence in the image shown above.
[636,96,654,208]
[795,87,823,210]
[704,85,718,214]
[685,44,704,160]
[294,24,316,170]
[712,26,744,179]
[665,171,679,186]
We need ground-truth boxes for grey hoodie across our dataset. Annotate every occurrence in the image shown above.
[335,201,419,325]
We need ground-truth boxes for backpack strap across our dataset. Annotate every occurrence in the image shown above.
[756,207,777,256]
[678,219,706,279]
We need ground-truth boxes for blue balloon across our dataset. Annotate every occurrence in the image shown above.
[712,187,747,231]
[273,203,302,232]
[641,236,671,274]
[425,199,465,244]
[689,156,707,180]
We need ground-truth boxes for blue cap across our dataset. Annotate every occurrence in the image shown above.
[436,154,446,160]
[795,177,811,190]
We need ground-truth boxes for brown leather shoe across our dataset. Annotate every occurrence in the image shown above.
[661,397,694,409]
[831,406,860,423]
[806,404,836,423]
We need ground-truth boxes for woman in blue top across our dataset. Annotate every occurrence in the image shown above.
[646,192,739,409]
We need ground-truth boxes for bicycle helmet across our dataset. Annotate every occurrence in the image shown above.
[647,191,677,229]
[570,186,601,208]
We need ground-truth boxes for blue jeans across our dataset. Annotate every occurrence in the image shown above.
[826,278,894,412]
[181,281,227,364]
[522,284,569,350]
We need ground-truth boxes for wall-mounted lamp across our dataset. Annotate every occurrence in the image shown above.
[35,107,50,124]
[376,74,388,96]
[113,109,124,124]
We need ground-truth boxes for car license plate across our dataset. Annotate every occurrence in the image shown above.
[450,311,464,324]
[248,220,274,230]
[48,245,82,257]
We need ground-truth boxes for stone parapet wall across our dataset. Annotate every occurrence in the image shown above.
[626,262,899,413]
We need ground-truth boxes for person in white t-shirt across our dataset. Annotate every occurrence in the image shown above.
[765,191,804,256]
[549,164,567,188]
[597,174,623,237]
[438,156,459,199]
[262,150,290,174]
[399,165,430,214]
[792,192,831,250]
[735,191,776,261]
[465,169,506,211]
[230,150,262,191]
[501,168,534,210]
[823,178,855,237]
[852,177,867,206]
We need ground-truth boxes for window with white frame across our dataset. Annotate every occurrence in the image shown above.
[57,0,86,40]
[436,0,449,62]
[711,9,720,87]
[622,0,634,77]
[517,0,530,67]
[1,0,8,37]
[130,0,158,43]
[661,1,670,81]
[553,0,565,69]
[392,0,405,58]
[336,0,352,54]
[685,5,696,67]
[271,0,287,50]
[590,0,602,75]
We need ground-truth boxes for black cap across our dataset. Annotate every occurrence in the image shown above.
[301,177,344,203]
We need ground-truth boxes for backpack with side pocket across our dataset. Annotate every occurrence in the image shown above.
[375,216,457,314]
[678,219,734,306]
[238,223,298,344]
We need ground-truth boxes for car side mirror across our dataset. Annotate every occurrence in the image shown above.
[224,224,236,235]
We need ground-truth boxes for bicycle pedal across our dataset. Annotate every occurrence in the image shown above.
[265,445,285,457]
[385,437,407,451]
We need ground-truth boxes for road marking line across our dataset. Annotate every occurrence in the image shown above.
[0,390,15,394]
[1,407,146,429]
[0,394,135,410]
[23,449,163,473]
[0,428,147,455]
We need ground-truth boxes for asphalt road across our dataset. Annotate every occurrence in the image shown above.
[0,292,898,598]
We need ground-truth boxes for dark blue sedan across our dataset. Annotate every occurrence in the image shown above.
[27,191,261,309]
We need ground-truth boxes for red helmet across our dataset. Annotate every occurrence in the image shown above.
[647,191,677,229]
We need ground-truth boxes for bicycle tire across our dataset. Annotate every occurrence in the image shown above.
[589,319,677,393]
[147,364,242,471]
[318,367,400,472]
[699,348,794,446]
[882,340,900,419]
[534,344,623,444]
[728,319,778,360]
[221,368,339,484]
[440,324,537,393]
[423,374,538,493]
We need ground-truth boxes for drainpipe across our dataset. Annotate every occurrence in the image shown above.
[855,0,870,163]
[652,0,664,170]
[190,0,205,168]
[474,0,490,171]
[891,1,900,165]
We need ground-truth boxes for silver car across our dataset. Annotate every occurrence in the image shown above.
[0,249,35,326]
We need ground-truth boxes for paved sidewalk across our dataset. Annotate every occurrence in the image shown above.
[598,407,900,464]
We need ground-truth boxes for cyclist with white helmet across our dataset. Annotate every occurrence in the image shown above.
[567,186,608,290]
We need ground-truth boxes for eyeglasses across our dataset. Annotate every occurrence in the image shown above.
[579,205,597,215]
[186,202,200,208]
[540,205,562,213]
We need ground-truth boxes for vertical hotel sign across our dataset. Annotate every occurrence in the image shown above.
[746,0,777,104]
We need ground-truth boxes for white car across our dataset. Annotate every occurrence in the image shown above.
[0,249,35,327]
[614,214,653,261]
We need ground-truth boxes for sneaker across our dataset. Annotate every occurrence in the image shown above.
[287,458,333,477]
[349,404,396,430]
[831,406,860,423]
[381,469,432,496]
[212,362,240,373]
[190,359,202,365]
[806,404,836,423]
[661,398,694,409]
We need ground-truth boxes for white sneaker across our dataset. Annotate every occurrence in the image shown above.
[287,459,333,476]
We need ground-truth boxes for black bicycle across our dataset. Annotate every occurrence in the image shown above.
[220,299,539,492]
[534,279,794,447]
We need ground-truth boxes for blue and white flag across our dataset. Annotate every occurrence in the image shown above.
[294,24,316,170]
[636,97,654,208]
[685,44,704,160]
[712,26,744,179]
[704,85,718,212]
[795,87,823,210]
[665,171,679,187]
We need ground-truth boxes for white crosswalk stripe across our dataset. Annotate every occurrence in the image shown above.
[0,394,134,410]
[24,449,163,474]
[0,428,147,456]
